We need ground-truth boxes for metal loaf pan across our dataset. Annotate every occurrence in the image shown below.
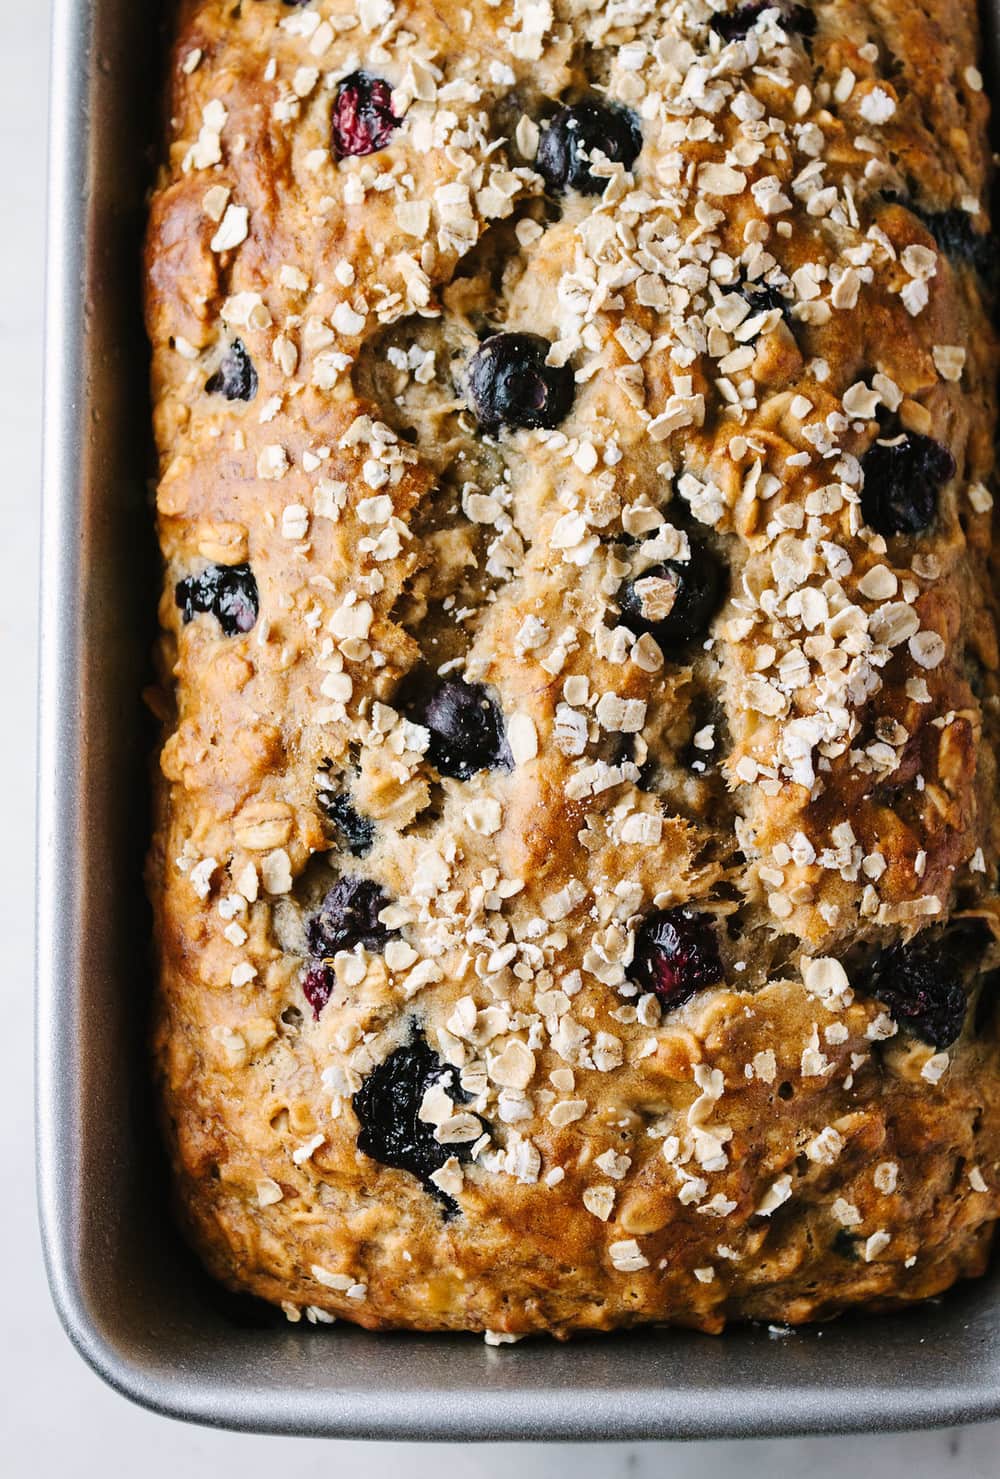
[36,0,1000,1440]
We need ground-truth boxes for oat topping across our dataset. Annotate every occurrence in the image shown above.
[149,0,1000,1337]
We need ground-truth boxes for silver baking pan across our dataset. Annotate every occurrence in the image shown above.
[36,0,1000,1440]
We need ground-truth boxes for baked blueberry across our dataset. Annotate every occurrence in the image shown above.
[353,1038,480,1208]
[738,274,789,320]
[630,908,723,1007]
[301,964,335,1020]
[467,333,574,433]
[860,430,954,535]
[306,875,395,958]
[205,339,258,402]
[331,70,399,159]
[618,548,723,647]
[536,100,642,196]
[405,678,512,780]
[881,194,995,278]
[175,563,259,636]
[859,932,978,1048]
[318,788,375,857]
[711,1,816,41]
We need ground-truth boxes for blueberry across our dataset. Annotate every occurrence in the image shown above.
[738,273,789,321]
[175,563,259,636]
[404,678,512,780]
[318,788,375,857]
[832,1229,859,1260]
[301,964,335,1020]
[618,548,723,647]
[881,194,995,278]
[860,430,954,535]
[711,1,816,41]
[331,70,399,159]
[629,908,723,1007]
[353,1038,480,1209]
[536,100,642,196]
[206,339,258,402]
[306,875,395,958]
[859,931,981,1048]
[467,332,574,433]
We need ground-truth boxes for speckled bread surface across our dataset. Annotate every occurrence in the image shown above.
[146,0,1000,1337]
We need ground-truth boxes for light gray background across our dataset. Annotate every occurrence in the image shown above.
[7,0,999,1469]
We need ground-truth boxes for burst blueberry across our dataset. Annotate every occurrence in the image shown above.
[175,563,259,636]
[860,430,954,535]
[630,908,723,1007]
[353,1038,480,1209]
[331,70,399,158]
[306,875,395,958]
[318,789,375,857]
[711,1,816,41]
[405,678,512,780]
[859,932,976,1048]
[205,339,258,402]
[467,333,574,433]
[536,100,642,196]
[618,548,723,647]
[301,964,335,1020]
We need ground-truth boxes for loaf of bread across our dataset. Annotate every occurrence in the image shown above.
[146,0,1000,1336]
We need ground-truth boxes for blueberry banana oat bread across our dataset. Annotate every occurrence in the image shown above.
[146,0,1000,1336]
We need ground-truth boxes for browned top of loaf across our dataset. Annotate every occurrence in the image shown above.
[146,0,1000,1336]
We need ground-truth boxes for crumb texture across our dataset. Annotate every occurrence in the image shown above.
[146,0,1000,1335]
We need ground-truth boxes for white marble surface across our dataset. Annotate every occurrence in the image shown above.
[7,0,1000,1470]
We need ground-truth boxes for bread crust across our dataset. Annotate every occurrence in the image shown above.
[146,0,1000,1336]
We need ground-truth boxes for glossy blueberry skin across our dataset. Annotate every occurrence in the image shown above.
[618,548,723,648]
[404,678,512,780]
[205,339,258,402]
[318,789,375,857]
[175,563,259,636]
[858,928,987,1048]
[467,333,574,434]
[536,100,642,196]
[306,876,395,958]
[353,1038,480,1210]
[331,70,399,158]
[860,431,955,535]
[629,908,724,1008]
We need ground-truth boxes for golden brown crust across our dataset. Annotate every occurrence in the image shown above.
[146,0,1000,1337]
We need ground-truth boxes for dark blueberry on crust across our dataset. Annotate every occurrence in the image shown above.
[536,100,642,196]
[738,273,789,321]
[881,194,995,278]
[467,333,574,433]
[175,563,259,636]
[331,71,399,159]
[860,431,955,536]
[302,964,335,1020]
[630,908,724,1007]
[618,548,723,648]
[318,788,375,857]
[405,678,513,780]
[832,1229,859,1260]
[306,875,395,958]
[353,1038,479,1209]
[711,1,816,41]
[205,339,258,401]
[860,932,976,1048]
